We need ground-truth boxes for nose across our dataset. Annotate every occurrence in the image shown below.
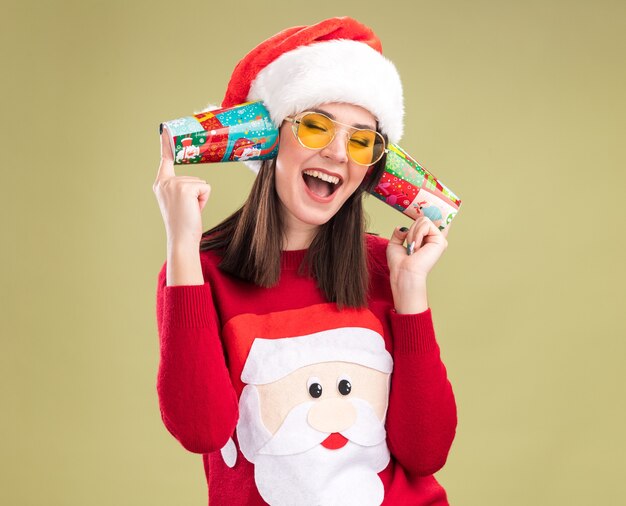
[320,130,350,164]
[307,398,357,433]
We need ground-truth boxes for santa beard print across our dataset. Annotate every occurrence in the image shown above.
[236,385,390,506]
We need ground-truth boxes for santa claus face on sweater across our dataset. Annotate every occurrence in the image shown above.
[232,319,392,506]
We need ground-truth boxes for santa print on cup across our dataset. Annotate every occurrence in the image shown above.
[219,304,394,506]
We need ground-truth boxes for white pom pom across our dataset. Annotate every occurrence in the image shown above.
[220,437,237,468]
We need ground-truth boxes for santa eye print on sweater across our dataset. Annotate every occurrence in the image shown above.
[307,376,323,398]
[307,375,353,399]
[337,375,352,395]
[220,304,394,506]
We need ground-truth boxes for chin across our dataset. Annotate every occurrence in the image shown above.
[295,208,337,227]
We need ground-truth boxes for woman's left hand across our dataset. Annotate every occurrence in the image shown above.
[387,218,450,314]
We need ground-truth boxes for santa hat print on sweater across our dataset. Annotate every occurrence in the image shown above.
[222,303,393,393]
[201,17,405,172]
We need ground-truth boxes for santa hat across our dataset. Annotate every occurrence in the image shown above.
[200,17,404,171]
[222,303,393,391]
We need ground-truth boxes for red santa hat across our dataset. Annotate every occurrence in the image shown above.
[200,17,404,171]
[223,303,393,392]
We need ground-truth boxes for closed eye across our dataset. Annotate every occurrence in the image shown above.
[303,121,328,131]
[350,138,371,148]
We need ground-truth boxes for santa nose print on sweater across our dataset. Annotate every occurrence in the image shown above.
[220,304,394,506]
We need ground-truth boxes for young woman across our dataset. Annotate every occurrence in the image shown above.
[154,17,457,506]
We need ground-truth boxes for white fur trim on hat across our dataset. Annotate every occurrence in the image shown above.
[241,327,393,385]
[247,40,404,144]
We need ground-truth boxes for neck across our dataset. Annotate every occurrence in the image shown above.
[282,224,318,250]
[281,213,319,251]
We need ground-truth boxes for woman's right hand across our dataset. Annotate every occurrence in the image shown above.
[153,128,211,248]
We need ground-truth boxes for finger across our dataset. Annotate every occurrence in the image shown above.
[407,219,437,251]
[175,180,210,206]
[153,177,206,196]
[406,224,426,252]
[198,182,211,211]
[159,124,174,161]
[173,176,206,181]
[156,127,175,180]
[404,217,427,243]
[389,225,410,246]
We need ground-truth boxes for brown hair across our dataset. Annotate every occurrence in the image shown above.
[200,149,387,308]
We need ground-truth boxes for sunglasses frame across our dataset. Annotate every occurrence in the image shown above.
[284,111,388,166]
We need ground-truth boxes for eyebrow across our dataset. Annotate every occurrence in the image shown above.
[310,108,376,131]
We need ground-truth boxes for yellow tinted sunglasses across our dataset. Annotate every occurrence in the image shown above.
[284,111,387,166]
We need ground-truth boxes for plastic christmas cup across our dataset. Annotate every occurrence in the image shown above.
[160,101,279,165]
[369,144,461,232]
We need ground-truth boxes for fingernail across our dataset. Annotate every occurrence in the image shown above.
[399,227,409,233]
[159,123,164,135]
[406,241,415,256]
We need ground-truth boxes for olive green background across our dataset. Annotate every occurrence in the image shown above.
[2,0,625,504]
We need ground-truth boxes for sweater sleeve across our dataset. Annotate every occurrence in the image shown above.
[384,308,457,477]
[155,261,239,454]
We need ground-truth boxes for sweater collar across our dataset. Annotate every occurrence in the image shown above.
[280,248,307,270]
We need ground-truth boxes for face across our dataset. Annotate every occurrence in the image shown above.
[274,102,378,243]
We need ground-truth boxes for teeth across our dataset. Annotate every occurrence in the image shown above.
[303,170,340,185]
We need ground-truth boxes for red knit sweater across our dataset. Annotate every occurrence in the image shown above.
[156,234,457,505]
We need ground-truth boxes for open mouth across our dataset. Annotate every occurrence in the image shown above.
[302,169,342,199]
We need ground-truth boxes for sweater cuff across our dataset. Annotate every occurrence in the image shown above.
[390,307,438,355]
[163,283,215,329]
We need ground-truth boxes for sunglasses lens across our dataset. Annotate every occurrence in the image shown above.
[348,130,385,165]
[294,112,385,166]
[297,113,334,149]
